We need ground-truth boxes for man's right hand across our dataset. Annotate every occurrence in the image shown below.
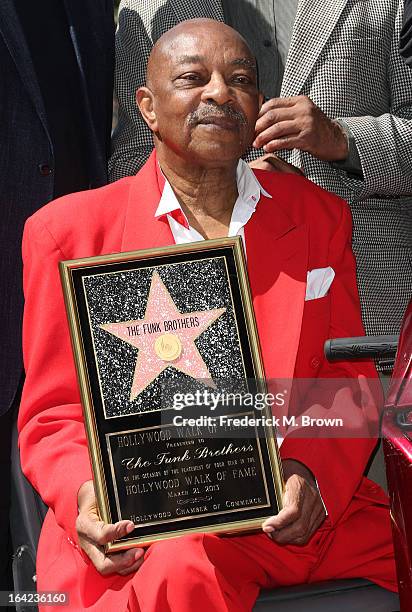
[76,480,144,576]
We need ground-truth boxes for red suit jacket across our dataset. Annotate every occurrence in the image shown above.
[19,152,388,608]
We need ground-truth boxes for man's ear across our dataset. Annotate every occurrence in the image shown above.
[136,87,158,132]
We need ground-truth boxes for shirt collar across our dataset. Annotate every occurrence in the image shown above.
[154,159,272,228]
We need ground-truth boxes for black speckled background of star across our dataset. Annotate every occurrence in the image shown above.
[83,257,246,418]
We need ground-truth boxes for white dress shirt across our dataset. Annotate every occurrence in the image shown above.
[154,159,271,252]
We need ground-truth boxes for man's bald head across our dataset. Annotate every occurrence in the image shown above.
[147,19,256,89]
[137,18,262,169]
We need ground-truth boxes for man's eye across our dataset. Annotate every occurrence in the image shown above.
[232,75,253,85]
[179,73,201,82]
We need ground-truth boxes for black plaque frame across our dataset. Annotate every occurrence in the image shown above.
[59,237,283,551]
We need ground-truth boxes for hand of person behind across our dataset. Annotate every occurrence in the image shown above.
[253,95,348,162]
[76,480,144,575]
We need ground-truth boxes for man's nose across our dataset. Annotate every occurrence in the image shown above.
[200,72,233,106]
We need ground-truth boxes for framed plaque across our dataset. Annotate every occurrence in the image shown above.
[60,237,283,551]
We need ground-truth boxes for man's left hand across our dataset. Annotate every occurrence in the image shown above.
[253,96,348,162]
[262,459,326,545]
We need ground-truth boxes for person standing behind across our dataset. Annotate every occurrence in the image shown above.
[400,0,412,65]
[110,0,412,341]
[0,0,114,592]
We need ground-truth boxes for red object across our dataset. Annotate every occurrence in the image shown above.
[18,151,396,610]
[383,300,412,611]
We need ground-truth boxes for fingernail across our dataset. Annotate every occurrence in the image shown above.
[126,522,135,533]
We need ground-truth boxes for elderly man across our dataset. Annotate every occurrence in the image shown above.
[111,0,412,343]
[19,20,395,612]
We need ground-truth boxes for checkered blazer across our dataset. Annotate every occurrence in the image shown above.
[110,0,412,337]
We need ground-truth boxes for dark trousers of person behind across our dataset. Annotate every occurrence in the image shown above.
[0,407,13,598]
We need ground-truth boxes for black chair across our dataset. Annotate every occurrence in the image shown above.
[254,578,399,611]
[10,417,47,612]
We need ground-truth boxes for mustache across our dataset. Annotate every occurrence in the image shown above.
[188,104,247,126]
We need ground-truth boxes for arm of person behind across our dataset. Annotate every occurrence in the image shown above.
[109,1,156,181]
[254,2,412,200]
[336,0,412,199]
[279,196,383,526]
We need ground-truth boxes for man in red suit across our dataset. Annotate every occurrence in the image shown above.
[19,19,396,611]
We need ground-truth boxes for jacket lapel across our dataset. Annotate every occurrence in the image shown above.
[281,0,347,97]
[121,151,174,252]
[0,0,50,141]
[245,191,308,382]
[170,0,224,23]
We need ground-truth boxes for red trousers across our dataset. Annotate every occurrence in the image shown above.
[124,498,396,612]
[38,487,396,612]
